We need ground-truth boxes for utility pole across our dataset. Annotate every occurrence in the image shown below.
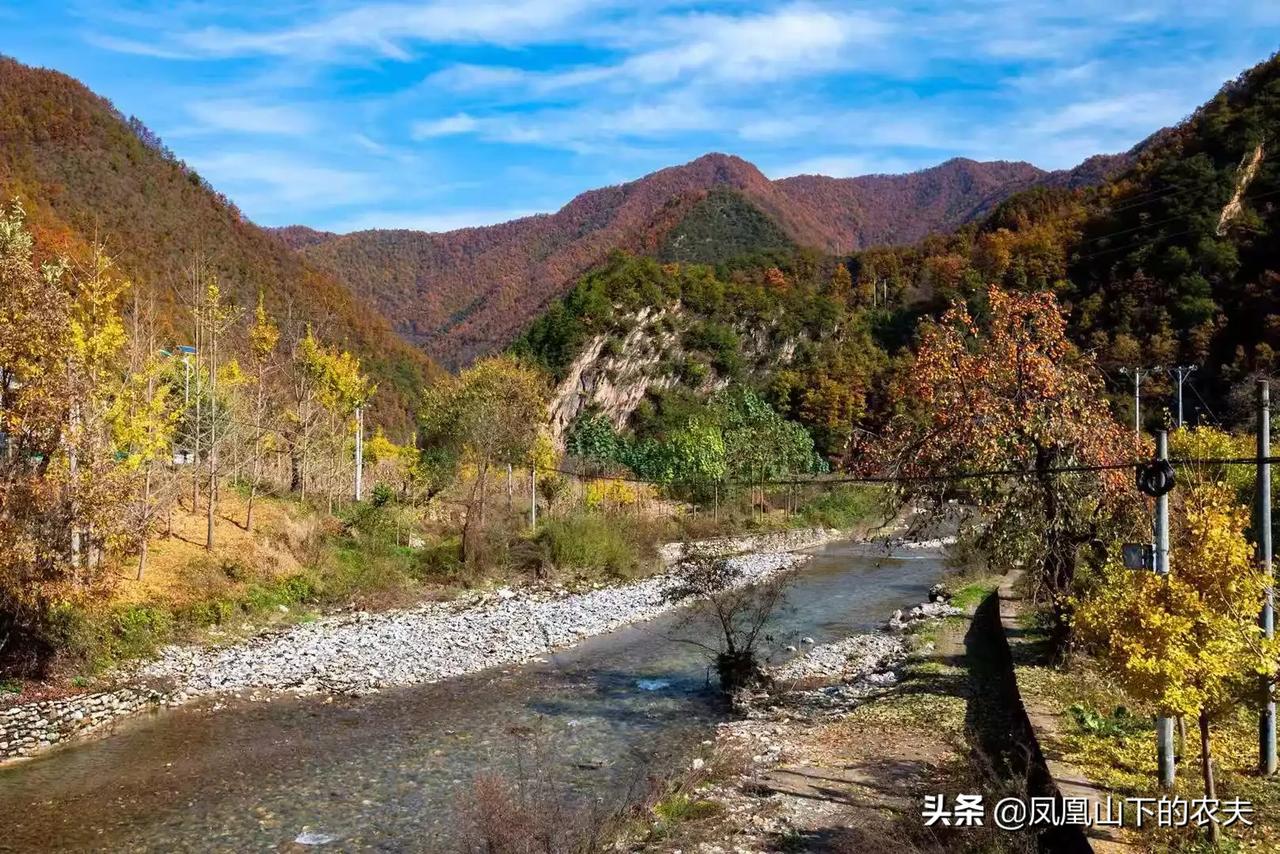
[1155,429,1176,789]
[529,467,538,528]
[1171,365,1198,428]
[354,406,364,502]
[1259,380,1276,775]
[1120,367,1161,435]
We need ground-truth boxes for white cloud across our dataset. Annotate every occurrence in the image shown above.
[1032,91,1190,136]
[167,0,595,60]
[187,151,387,215]
[424,4,893,97]
[463,94,723,152]
[186,99,316,136]
[83,33,197,59]
[353,133,388,154]
[614,6,889,85]
[424,64,537,93]
[410,113,481,139]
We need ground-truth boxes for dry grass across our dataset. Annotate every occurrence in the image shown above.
[1019,653,1280,852]
[110,490,320,607]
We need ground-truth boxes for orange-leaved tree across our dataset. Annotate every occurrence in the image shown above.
[875,285,1140,621]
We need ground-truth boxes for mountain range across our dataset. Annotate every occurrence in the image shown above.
[281,151,1134,367]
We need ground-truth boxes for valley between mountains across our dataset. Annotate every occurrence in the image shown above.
[4,42,1280,854]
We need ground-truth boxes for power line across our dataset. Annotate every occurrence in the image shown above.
[549,454,1280,489]
[1070,185,1280,263]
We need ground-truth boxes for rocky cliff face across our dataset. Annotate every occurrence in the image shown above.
[548,307,685,446]
[546,304,802,447]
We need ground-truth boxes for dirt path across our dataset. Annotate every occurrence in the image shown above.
[645,585,1038,853]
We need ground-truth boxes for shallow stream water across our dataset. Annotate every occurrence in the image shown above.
[0,539,948,852]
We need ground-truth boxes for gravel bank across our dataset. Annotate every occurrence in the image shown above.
[140,550,809,698]
[3,549,815,761]
[769,633,906,683]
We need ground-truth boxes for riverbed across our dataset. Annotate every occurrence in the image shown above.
[0,538,948,852]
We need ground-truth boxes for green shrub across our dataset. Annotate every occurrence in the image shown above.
[536,513,642,579]
[180,598,235,627]
[798,486,882,529]
[417,536,464,579]
[111,605,175,659]
[371,482,394,507]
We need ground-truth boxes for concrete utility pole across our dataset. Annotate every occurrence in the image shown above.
[529,467,537,528]
[1155,430,1176,789]
[1120,367,1161,435]
[1171,365,1198,428]
[1259,380,1276,775]
[354,406,364,502]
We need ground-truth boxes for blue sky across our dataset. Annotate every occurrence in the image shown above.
[3,2,1279,233]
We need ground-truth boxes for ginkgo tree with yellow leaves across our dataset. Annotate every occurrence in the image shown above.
[0,201,145,666]
[1075,482,1278,843]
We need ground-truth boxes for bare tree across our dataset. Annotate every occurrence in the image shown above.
[664,546,789,693]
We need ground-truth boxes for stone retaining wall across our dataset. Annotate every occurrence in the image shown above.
[998,571,1134,853]
[1,687,168,760]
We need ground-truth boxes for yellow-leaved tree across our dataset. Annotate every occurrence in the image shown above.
[420,356,548,564]
[1075,482,1277,842]
[65,242,132,574]
[108,353,178,579]
[0,202,136,668]
[245,292,279,532]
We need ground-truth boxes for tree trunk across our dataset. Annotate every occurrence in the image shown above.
[137,464,152,580]
[1199,708,1220,845]
[461,461,491,566]
[246,479,257,532]
[246,381,262,531]
[290,441,303,493]
[206,325,217,552]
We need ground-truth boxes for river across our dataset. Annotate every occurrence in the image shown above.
[0,538,948,852]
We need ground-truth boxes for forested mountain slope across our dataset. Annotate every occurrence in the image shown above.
[515,51,1280,462]
[0,57,437,431]
[840,51,1280,429]
[290,153,1129,367]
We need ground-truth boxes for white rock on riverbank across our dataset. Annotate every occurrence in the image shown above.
[887,600,962,632]
[769,633,905,683]
[3,531,847,762]
[138,550,807,697]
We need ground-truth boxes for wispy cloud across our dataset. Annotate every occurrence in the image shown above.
[185,99,317,136]
[123,0,597,61]
[34,0,1280,230]
[411,114,481,139]
[187,151,388,215]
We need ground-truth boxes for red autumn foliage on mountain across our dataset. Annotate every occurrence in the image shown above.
[288,153,1129,367]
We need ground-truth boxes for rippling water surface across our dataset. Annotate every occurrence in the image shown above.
[0,539,948,852]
